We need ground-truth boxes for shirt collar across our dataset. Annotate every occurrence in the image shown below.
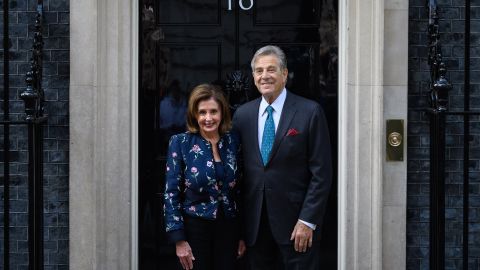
[259,88,287,116]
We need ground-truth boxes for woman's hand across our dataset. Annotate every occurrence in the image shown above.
[176,241,195,270]
[237,239,246,258]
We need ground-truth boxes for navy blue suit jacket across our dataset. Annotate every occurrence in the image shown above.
[233,91,332,246]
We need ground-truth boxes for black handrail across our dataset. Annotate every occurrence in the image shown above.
[426,0,452,270]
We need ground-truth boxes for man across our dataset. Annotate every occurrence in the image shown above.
[233,45,332,269]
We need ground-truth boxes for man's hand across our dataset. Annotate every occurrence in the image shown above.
[290,221,313,252]
[176,240,195,269]
[237,239,246,258]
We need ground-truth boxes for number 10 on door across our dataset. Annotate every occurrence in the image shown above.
[227,0,254,10]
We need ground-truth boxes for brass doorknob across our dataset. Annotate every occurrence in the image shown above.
[388,132,402,147]
[386,119,404,161]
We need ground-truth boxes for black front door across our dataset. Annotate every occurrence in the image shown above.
[139,0,338,268]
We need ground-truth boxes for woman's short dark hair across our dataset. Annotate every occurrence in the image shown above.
[186,84,232,134]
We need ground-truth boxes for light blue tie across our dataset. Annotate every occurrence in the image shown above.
[261,106,275,165]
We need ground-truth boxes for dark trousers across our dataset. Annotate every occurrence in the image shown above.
[247,201,320,270]
[181,211,238,270]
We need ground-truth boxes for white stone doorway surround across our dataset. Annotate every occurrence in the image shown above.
[69,0,408,269]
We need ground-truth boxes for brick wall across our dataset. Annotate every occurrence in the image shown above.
[408,0,480,269]
[0,0,69,269]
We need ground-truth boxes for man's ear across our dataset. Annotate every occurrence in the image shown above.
[283,68,288,81]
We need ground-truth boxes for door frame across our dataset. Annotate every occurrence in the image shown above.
[69,0,408,269]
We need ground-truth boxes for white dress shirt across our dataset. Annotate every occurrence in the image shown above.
[258,88,287,147]
[257,88,316,230]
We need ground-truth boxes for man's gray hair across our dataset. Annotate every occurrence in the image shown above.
[250,45,288,71]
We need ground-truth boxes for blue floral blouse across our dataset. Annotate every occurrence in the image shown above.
[163,131,242,243]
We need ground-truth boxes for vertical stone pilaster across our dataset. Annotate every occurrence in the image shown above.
[70,0,135,269]
[338,0,390,269]
[338,0,409,268]
[383,0,408,269]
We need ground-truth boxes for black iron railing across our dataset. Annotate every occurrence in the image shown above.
[426,0,476,270]
[2,0,11,267]
[426,3,450,270]
[2,2,47,270]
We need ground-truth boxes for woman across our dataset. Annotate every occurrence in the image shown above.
[164,84,246,270]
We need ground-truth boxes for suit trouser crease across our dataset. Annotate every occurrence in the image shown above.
[247,197,320,270]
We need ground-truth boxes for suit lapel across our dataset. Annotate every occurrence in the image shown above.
[267,93,297,165]
[249,99,264,165]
